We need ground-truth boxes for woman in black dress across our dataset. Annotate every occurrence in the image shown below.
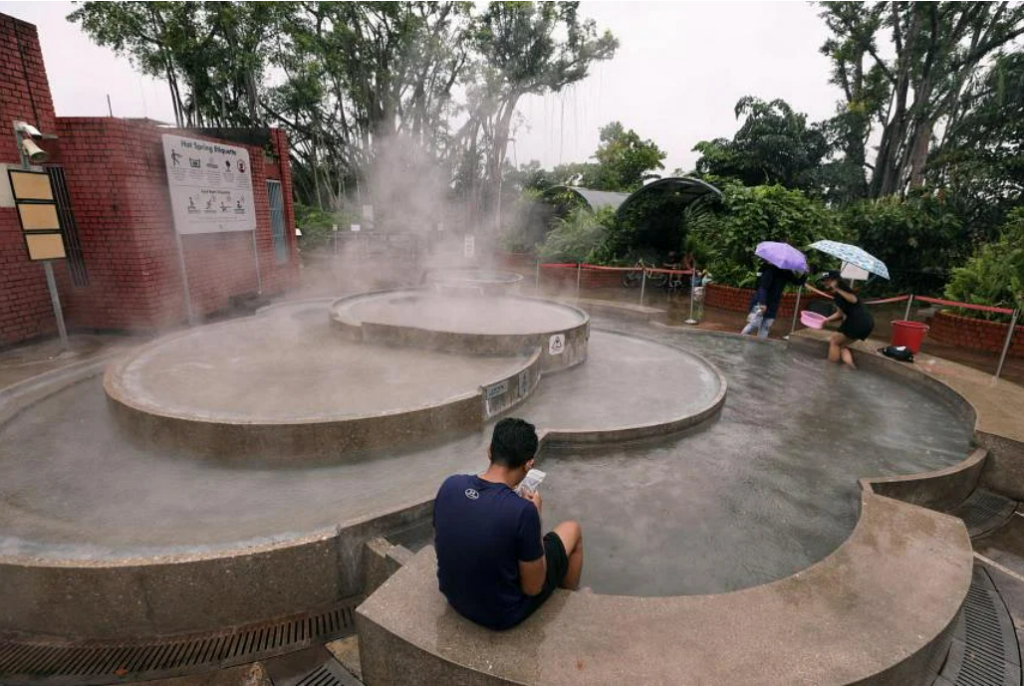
[812,270,875,368]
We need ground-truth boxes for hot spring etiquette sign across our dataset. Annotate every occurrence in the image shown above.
[162,134,255,234]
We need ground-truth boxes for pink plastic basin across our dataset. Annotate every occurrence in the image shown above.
[800,311,828,329]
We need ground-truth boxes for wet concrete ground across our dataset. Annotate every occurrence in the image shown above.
[0,307,972,596]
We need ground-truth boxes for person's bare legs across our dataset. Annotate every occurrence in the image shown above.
[828,333,844,363]
[840,345,857,368]
[551,520,584,590]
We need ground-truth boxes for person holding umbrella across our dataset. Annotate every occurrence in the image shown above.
[741,242,808,340]
[807,270,875,368]
[806,241,889,369]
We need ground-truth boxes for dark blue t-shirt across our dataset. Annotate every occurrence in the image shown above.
[433,474,544,630]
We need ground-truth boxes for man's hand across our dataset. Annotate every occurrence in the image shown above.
[522,489,543,516]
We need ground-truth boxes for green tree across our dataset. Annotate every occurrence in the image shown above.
[688,184,843,287]
[457,2,617,216]
[818,2,1024,198]
[588,121,665,191]
[692,97,830,192]
[841,193,967,295]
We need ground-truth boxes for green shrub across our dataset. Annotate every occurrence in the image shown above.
[537,207,618,264]
[294,203,357,251]
[945,208,1024,321]
[841,193,967,295]
[688,184,844,287]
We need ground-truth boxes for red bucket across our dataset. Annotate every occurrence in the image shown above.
[891,320,929,354]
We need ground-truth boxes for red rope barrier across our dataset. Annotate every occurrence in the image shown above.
[915,295,1015,315]
[537,262,578,269]
[863,295,912,305]
[578,264,633,272]
[643,267,695,276]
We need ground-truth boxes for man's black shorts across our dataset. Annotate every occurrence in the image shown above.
[522,531,569,619]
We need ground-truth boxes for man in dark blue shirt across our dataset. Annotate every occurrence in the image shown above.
[433,418,584,630]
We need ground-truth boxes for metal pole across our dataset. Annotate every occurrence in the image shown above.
[534,261,540,294]
[43,262,68,350]
[251,229,263,294]
[788,286,803,337]
[575,262,582,302]
[903,294,914,321]
[684,270,697,325]
[994,308,1019,381]
[639,268,647,306]
[174,231,196,325]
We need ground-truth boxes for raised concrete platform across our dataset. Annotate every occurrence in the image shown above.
[331,290,590,371]
[104,302,539,459]
[356,491,972,685]
[424,268,524,296]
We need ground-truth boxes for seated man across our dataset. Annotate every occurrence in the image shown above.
[433,417,584,630]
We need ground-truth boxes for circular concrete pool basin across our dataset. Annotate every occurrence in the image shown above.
[331,289,589,370]
[424,268,524,296]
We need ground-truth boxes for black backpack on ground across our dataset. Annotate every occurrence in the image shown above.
[879,345,914,363]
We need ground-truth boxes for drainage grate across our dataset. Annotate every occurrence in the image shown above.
[935,565,1021,686]
[293,661,363,686]
[0,596,361,686]
[949,489,1018,539]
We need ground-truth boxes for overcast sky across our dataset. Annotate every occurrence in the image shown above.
[0,1,842,174]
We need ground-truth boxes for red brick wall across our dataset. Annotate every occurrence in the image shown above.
[48,120,299,331]
[0,14,59,345]
[0,12,298,344]
[704,283,824,318]
[928,311,1024,358]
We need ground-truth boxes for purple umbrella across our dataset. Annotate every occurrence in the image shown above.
[754,241,808,272]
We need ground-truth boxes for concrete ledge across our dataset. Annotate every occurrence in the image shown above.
[862,448,988,512]
[561,298,662,323]
[789,329,1024,501]
[0,496,433,640]
[330,290,591,372]
[356,491,972,686]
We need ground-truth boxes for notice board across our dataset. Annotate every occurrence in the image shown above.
[162,134,255,235]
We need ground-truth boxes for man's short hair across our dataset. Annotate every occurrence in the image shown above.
[490,418,538,469]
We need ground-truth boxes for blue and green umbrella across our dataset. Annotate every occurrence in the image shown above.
[808,240,890,280]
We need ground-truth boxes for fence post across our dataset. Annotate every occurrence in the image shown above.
[575,262,582,302]
[639,268,647,306]
[787,286,804,338]
[685,270,697,325]
[995,308,1020,381]
[534,260,540,294]
[903,294,914,321]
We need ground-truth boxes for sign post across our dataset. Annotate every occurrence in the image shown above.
[162,134,256,325]
[8,167,69,349]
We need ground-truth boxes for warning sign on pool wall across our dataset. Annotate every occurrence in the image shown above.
[485,380,509,399]
[549,334,565,355]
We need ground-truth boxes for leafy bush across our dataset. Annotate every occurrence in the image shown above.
[688,184,844,287]
[945,208,1024,321]
[841,193,967,295]
[537,207,618,264]
[294,203,357,251]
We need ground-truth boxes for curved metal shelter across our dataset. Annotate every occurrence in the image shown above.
[543,186,630,212]
[616,177,722,218]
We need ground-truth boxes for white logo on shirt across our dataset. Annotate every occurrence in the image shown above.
[464,488,479,500]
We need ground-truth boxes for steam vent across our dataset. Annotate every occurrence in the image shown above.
[0,281,1016,686]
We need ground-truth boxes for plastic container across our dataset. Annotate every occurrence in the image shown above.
[800,311,828,329]
[891,320,929,354]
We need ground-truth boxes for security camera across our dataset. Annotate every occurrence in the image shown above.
[13,121,42,139]
[20,137,48,165]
